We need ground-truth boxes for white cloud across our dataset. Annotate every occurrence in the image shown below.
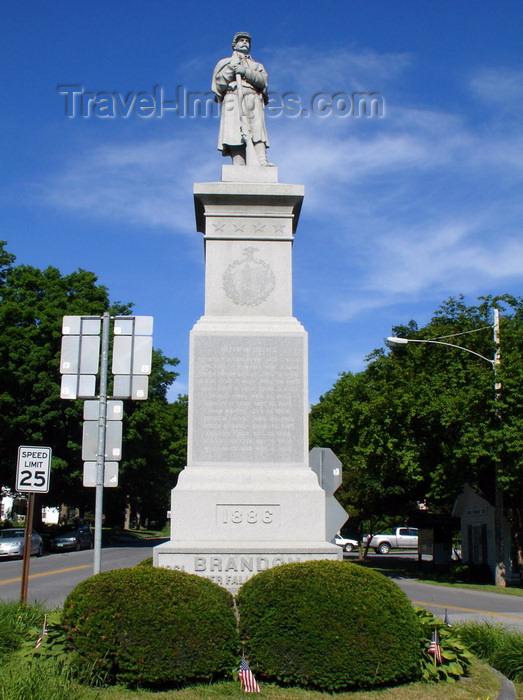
[265,45,412,95]
[41,133,219,232]
[38,47,523,330]
[469,67,523,107]
[322,214,523,323]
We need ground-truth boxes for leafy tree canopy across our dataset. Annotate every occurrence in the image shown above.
[0,241,187,526]
[310,295,523,542]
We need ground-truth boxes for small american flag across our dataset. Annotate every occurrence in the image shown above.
[35,615,48,649]
[239,655,260,693]
[428,627,442,665]
[444,609,451,627]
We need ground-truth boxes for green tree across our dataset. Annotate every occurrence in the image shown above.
[0,242,125,510]
[310,295,523,565]
[104,363,188,528]
[0,241,187,526]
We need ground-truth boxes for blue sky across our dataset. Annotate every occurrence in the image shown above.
[2,0,523,405]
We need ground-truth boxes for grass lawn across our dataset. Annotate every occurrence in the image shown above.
[63,660,499,699]
[104,527,169,540]
[355,557,523,597]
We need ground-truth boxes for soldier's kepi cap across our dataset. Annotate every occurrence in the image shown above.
[232,31,251,47]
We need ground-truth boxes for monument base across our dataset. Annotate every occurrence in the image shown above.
[154,541,341,594]
[154,464,343,593]
[153,171,345,595]
[221,164,279,183]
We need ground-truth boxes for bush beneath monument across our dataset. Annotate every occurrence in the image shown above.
[135,556,153,566]
[61,566,238,688]
[236,560,421,691]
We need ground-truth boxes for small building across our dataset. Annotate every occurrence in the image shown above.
[0,492,59,525]
[452,483,517,582]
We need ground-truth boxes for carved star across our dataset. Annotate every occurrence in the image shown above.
[273,223,286,234]
[253,223,266,233]
[233,223,246,233]
[214,222,225,233]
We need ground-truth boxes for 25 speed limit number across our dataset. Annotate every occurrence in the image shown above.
[16,446,52,493]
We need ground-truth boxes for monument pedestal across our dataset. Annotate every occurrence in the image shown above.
[154,170,340,592]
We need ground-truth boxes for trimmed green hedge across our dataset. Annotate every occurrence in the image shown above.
[237,560,421,691]
[135,556,153,567]
[62,567,238,687]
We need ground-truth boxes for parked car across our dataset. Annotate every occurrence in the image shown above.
[47,525,93,552]
[333,533,359,552]
[364,527,418,554]
[0,528,44,559]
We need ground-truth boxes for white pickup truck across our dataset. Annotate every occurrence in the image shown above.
[364,527,418,554]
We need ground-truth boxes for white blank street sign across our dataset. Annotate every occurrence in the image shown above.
[62,316,101,335]
[309,447,343,496]
[16,446,52,493]
[82,421,122,461]
[112,335,153,375]
[113,374,149,400]
[83,400,123,421]
[60,374,96,399]
[60,335,100,374]
[114,316,153,336]
[83,462,119,488]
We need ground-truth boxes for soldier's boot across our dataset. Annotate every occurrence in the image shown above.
[254,142,275,167]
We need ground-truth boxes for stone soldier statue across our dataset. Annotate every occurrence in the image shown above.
[212,32,273,166]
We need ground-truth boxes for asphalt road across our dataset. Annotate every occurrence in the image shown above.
[1,545,522,632]
[395,577,523,632]
[0,542,158,608]
[345,551,523,632]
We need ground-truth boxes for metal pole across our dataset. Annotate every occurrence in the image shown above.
[492,308,505,586]
[20,492,34,603]
[93,311,110,575]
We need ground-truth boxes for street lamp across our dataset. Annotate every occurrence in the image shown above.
[386,336,496,367]
[386,309,505,586]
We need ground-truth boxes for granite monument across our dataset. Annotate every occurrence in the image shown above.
[154,33,344,592]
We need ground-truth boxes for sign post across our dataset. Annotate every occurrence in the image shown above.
[16,446,51,603]
[59,314,153,575]
[19,493,34,604]
[93,312,110,575]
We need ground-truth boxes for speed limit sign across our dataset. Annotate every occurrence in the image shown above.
[16,446,52,493]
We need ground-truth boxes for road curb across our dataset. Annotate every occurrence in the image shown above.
[491,667,517,700]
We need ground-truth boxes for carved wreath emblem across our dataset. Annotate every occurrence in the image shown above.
[223,247,275,306]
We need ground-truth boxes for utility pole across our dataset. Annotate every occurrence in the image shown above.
[493,308,505,587]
